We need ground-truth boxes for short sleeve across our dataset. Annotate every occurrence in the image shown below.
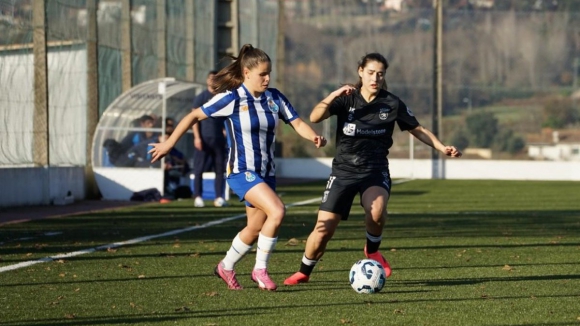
[271,89,299,124]
[328,96,346,116]
[396,98,421,131]
[201,91,235,118]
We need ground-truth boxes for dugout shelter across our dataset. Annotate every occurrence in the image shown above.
[92,78,205,200]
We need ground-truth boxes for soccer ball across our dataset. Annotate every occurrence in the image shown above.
[349,259,386,294]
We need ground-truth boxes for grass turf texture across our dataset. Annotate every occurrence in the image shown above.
[1,179,579,326]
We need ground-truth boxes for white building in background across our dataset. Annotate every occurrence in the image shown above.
[382,0,406,12]
[527,129,580,161]
[469,0,495,9]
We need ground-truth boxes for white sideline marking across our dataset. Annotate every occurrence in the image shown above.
[0,179,413,273]
[0,197,323,274]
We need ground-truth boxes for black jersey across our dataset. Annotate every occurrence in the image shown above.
[328,89,420,177]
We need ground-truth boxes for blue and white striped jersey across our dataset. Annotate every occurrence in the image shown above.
[200,84,299,177]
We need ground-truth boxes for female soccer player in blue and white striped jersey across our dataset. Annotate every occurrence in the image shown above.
[149,44,326,291]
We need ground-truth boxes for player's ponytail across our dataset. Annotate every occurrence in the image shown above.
[212,44,271,94]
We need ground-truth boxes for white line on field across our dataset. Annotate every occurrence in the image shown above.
[0,179,413,274]
[0,197,323,273]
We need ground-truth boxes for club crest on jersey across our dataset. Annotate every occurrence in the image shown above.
[267,98,279,113]
[348,107,356,121]
[343,123,356,136]
[245,171,256,182]
[379,108,390,120]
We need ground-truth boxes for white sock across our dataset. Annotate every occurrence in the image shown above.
[221,233,253,270]
[366,231,382,243]
[302,254,318,266]
[254,233,277,270]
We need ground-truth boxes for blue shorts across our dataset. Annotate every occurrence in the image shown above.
[227,171,276,207]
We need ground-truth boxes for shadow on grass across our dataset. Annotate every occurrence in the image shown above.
[398,273,580,286]
[1,197,579,266]
[0,312,257,326]
[2,293,578,326]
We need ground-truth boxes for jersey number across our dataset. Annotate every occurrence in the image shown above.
[326,176,336,190]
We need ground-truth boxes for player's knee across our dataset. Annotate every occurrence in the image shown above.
[267,204,286,226]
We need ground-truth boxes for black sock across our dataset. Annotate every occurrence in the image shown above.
[366,231,382,254]
[299,262,316,276]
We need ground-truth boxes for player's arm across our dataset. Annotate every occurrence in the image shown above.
[408,125,462,157]
[149,108,208,162]
[310,85,355,123]
[289,117,327,148]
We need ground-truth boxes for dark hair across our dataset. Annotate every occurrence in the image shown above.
[211,44,271,94]
[208,70,218,76]
[139,114,154,123]
[355,53,389,91]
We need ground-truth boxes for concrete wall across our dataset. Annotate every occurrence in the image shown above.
[275,158,580,181]
[1,158,577,207]
[0,167,85,207]
[93,167,163,201]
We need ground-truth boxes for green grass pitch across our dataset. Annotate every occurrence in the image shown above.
[1,179,579,326]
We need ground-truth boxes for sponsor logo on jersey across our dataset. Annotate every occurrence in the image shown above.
[245,171,256,182]
[267,98,279,113]
[379,108,390,120]
[343,123,356,136]
[406,106,414,117]
[356,128,386,135]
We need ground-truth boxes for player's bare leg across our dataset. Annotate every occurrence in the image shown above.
[362,186,392,277]
[284,211,341,285]
[215,184,283,290]
[244,184,286,290]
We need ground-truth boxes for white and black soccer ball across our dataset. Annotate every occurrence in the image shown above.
[349,259,386,294]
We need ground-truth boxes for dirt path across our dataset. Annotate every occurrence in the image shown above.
[0,201,143,226]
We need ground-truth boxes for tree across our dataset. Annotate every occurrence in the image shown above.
[465,111,498,147]
[450,128,470,150]
[542,97,579,128]
[492,129,526,154]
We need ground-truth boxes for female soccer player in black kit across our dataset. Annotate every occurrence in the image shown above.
[284,52,462,285]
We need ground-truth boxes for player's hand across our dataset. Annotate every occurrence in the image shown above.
[194,138,203,151]
[313,135,327,148]
[444,146,462,158]
[333,85,356,97]
[148,142,172,163]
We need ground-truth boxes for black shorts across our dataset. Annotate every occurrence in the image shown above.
[318,172,392,220]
